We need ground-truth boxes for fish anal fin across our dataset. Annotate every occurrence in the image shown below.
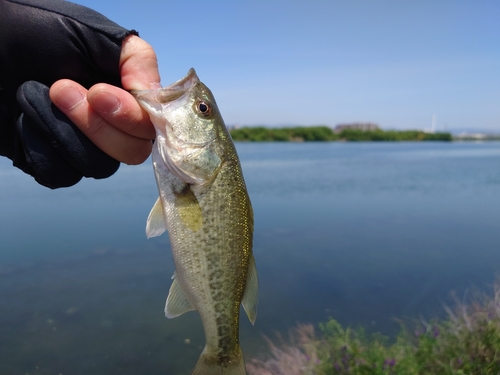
[173,184,203,232]
[146,197,167,238]
[242,255,258,325]
[165,276,196,318]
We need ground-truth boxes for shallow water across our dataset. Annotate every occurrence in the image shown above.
[1,141,500,374]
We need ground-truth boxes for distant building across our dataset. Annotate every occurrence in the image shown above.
[454,132,488,140]
[334,122,380,133]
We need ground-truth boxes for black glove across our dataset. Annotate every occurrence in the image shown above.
[0,0,138,188]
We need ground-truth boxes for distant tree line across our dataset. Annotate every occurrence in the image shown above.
[337,128,452,141]
[229,126,337,142]
[229,126,452,142]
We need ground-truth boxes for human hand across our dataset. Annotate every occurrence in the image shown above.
[50,35,159,166]
[0,0,159,188]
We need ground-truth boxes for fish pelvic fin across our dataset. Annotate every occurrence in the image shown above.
[241,255,258,325]
[146,197,167,238]
[192,346,247,375]
[165,275,196,318]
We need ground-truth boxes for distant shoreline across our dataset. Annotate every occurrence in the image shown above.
[229,126,453,142]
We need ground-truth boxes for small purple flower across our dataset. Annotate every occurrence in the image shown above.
[334,362,341,371]
[383,358,396,370]
[433,326,440,338]
[414,329,421,337]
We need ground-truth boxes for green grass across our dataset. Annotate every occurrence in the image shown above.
[247,280,500,375]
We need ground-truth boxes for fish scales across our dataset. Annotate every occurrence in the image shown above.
[157,151,252,357]
[133,68,257,375]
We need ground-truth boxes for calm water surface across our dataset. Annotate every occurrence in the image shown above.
[1,142,500,374]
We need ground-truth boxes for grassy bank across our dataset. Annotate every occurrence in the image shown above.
[247,281,500,374]
[229,126,452,142]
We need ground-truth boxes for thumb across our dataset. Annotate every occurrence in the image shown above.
[120,35,160,91]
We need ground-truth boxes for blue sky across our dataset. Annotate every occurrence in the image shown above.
[74,0,499,132]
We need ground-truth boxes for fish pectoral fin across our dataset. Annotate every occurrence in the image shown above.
[242,255,259,325]
[146,197,167,239]
[165,276,196,318]
[174,184,203,232]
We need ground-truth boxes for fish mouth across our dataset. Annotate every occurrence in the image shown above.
[157,68,199,104]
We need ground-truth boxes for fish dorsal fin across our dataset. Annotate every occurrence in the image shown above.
[165,273,196,318]
[146,197,167,238]
[242,255,259,325]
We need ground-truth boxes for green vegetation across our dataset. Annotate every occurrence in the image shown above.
[337,129,452,142]
[229,126,338,142]
[229,126,452,142]
[247,281,500,375]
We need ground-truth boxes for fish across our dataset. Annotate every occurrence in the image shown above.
[132,68,258,375]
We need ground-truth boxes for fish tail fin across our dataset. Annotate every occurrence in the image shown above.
[192,346,247,375]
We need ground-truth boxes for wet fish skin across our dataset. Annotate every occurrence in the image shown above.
[132,69,258,375]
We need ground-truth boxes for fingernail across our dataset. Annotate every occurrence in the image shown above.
[91,90,121,114]
[53,86,85,110]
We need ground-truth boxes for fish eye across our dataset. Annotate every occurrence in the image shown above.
[196,101,212,116]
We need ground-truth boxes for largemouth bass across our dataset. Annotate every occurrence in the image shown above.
[132,69,258,375]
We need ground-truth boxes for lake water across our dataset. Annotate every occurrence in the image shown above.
[1,141,500,374]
